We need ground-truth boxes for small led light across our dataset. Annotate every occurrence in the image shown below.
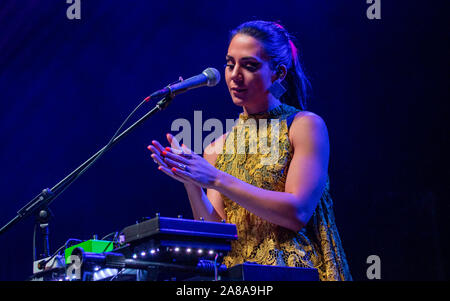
[186,248,192,253]
[140,251,146,257]
[197,249,203,254]
[94,266,101,271]
[150,249,156,254]
[132,253,138,259]
[208,250,214,255]
[174,247,180,252]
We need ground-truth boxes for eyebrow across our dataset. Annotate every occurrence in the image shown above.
[226,55,261,62]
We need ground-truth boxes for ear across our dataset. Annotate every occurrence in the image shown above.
[271,64,287,82]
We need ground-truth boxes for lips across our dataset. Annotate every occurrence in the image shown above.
[231,87,248,95]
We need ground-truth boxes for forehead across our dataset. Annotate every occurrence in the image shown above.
[227,34,268,61]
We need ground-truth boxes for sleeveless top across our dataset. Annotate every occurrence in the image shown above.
[214,103,352,281]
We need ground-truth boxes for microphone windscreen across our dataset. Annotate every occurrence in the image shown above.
[202,68,221,87]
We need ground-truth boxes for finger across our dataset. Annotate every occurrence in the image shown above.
[171,166,194,180]
[151,140,166,154]
[151,153,168,168]
[162,149,190,164]
[166,146,193,160]
[158,165,192,184]
[163,156,191,172]
[147,145,162,156]
[166,133,182,150]
[158,165,181,179]
[164,146,183,155]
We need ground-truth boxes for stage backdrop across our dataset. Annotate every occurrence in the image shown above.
[0,0,448,280]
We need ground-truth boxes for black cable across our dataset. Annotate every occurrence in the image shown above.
[101,232,117,240]
[32,224,37,262]
[37,238,82,270]
[101,231,119,252]
[214,253,219,281]
[109,268,126,281]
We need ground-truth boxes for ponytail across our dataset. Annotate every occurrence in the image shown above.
[281,39,310,110]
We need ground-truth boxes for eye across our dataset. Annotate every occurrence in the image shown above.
[243,64,258,72]
[224,63,235,70]
[224,62,260,72]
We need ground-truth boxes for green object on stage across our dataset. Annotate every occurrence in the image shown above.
[64,239,113,264]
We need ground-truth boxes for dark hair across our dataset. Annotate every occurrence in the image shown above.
[230,20,310,110]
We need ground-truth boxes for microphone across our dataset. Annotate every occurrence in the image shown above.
[147,67,221,101]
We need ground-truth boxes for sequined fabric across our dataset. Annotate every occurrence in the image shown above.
[214,104,352,281]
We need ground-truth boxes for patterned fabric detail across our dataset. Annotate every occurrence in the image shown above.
[214,103,352,281]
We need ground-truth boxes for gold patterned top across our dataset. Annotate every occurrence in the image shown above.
[214,103,352,281]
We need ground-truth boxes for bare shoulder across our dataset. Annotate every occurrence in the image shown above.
[203,133,228,165]
[288,111,329,149]
[291,110,327,127]
[290,111,328,133]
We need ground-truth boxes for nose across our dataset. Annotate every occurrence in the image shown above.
[229,65,244,84]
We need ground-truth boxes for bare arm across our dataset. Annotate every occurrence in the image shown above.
[213,112,329,231]
[152,113,329,232]
[162,112,329,232]
[183,183,223,222]
[186,135,226,221]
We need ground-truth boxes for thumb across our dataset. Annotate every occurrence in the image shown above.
[166,133,182,150]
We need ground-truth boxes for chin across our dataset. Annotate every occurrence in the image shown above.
[231,96,247,107]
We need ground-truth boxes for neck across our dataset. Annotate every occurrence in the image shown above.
[243,95,282,115]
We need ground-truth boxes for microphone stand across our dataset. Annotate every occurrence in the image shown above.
[0,95,174,262]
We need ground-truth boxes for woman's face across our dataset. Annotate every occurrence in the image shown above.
[225,34,277,112]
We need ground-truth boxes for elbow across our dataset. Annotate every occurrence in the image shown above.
[290,205,313,233]
[289,220,305,233]
[289,193,320,232]
[292,214,307,232]
[282,207,307,232]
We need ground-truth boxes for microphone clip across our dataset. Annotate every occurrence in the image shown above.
[165,76,184,95]
[155,93,174,111]
[147,76,184,103]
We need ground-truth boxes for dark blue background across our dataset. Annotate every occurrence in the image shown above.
[0,0,448,280]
